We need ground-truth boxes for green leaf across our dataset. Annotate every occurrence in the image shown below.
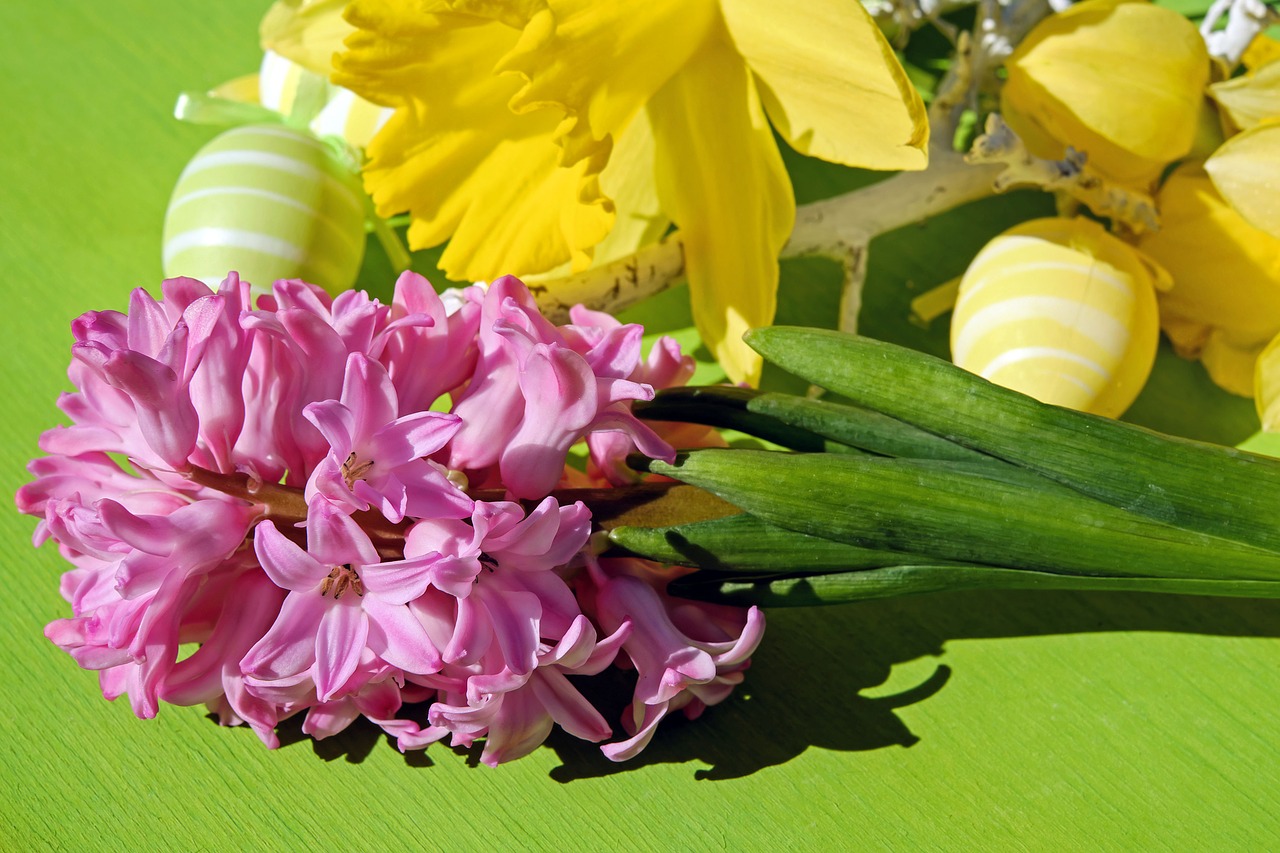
[746,328,1280,555]
[608,512,972,572]
[670,565,1280,608]
[638,448,1280,582]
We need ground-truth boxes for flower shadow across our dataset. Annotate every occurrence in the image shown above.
[545,587,1280,782]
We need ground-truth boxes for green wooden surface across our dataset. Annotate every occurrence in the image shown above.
[4,3,1280,850]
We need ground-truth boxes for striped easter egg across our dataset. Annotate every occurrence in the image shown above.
[162,124,366,294]
[258,50,392,150]
[950,217,1165,418]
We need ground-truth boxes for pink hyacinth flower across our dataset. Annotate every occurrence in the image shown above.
[242,500,447,702]
[588,558,766,762]
[304,352,471,523]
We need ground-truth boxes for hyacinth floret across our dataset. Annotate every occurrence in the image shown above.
[17,270,764,764]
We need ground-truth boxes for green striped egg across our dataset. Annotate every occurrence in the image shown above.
[950,217,1164,419]
[162,124,366,294]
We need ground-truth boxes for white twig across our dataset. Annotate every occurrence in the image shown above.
[1201,0,1280,67]
[966,114,1160,233]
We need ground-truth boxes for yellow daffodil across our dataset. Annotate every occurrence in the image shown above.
[1002,0,1209,188]
[261,0,356,77]
[1208,58,1280,135]
[1204,121,1280,242]
[332,0,928,384]
[1255,331,1280,430]
[1140,165,1280,396]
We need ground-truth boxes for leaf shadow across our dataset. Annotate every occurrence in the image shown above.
[544,588,1280,782]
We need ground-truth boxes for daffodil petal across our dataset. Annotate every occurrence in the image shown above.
[1243,34,1280,72]
[1205,122,1280,240]
[495,0,718,165]
[719,0,927,171]
[1255,330,1280,428]
[1003,0,1208,186]
[592,115,668,266]
[1208,59,1280,134]
[1140,166,1280,396]
[648,28,794,386]
[260,0,355,77]
[335,1,613,278]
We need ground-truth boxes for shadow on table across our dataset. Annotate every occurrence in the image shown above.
[545,587,1280,782]
[263,588,1280,776]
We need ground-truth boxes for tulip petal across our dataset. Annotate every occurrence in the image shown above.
[647,28,794,385]
[720,0,927,170]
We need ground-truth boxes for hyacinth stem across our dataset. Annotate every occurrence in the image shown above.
[183,465,736,554]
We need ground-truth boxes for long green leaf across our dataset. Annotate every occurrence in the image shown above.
[669,565,1280,607]
[634,387,859,454]
[608,512,972,572]
[745,328,1280,553]
[638,449,1280,582]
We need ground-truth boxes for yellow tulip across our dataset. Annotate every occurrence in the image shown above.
[332,0,929,384]
[1140,165,1280,396]
[1002,0,1209,188]
[950,217,1165,418]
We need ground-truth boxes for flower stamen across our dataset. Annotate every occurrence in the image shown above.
[341,452,375,490]
[320,564,364,599]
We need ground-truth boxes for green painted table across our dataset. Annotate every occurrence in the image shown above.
[4,3,1279,850]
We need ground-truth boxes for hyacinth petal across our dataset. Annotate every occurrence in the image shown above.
[532,667,613,742]
[315,599,368,701]
[335,2,614,278]
[648,28,794,386]
[341,353,399,443]
[101,350,199,467]
[260,0,354,76]
[600,700,670,762]
[254,520,326,592]
[494,0,717,166]
[303,698,363,740]
[1205,123,1280,241]
[366,411,462,467]
[720,0,927,170]
[308,500,380,568]
[242,592,330,679]
[361,553,440,604]
[479,687,556,767]
[481,587,542,676]
[1001,0,1209,186]
[363,597,442,674]
[302,400,356,457]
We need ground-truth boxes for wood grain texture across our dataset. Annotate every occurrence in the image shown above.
[3,3,1279,851]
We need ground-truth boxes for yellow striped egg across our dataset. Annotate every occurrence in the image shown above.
[950,217,1165,418]
[161,124,366,294]
[258,50,392,150]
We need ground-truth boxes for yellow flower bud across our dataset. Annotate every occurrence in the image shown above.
[951,217,1165,418]
[1140,165,1280,396]
[1002,0,1209,188]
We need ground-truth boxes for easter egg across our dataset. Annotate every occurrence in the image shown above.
[162,124,366,294]
[950,217,1165,418]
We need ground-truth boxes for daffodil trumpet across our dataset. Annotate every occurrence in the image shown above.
[611,329,1280,607]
